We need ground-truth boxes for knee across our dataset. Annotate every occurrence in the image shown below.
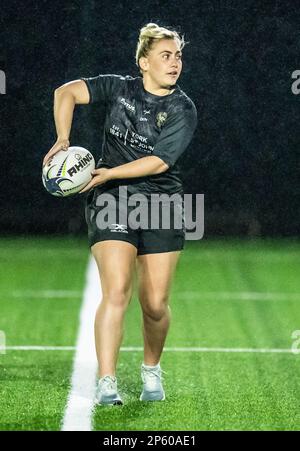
[102,288,131,309]
[142,296,170,321]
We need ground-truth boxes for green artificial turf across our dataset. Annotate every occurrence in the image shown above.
[1,237,300,430]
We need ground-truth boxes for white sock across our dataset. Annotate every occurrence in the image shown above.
[142,363,160,370]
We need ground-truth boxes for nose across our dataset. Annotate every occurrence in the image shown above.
[171,57,180,68]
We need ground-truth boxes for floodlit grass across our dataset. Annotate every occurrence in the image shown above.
[1,237,300,430]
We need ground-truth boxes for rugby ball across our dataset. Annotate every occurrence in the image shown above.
[42,146,95,197]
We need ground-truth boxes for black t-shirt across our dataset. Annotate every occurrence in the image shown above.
[81,74,197,196]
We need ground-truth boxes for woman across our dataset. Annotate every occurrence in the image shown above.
[43,23,197,406]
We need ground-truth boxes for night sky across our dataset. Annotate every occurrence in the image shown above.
[1,0,299,236]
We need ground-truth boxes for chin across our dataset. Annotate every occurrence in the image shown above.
[166,78,178,86]
[163,80,176,88]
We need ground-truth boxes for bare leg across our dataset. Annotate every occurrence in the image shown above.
[137,251,180,366]
[92,240,137,377]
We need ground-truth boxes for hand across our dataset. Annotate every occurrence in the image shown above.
[42,138,70,166]
[80,168,112,193]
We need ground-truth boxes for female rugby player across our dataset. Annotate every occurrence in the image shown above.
[43,23,197,406]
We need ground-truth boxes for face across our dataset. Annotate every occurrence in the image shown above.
[140,38,183,88]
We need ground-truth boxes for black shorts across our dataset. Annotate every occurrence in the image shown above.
[85,186,185,255]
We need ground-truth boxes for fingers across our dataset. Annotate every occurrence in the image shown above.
[78,169,102,193]
[43,149,57,166]
[79,176,102,193]
[79,183,93,194]
[43,140,70,166]
[43,154,53,167]
[43,148,57,167]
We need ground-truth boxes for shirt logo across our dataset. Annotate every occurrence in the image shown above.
[140,109,151,122]
[109,223,128,233]
[120,98,135,113]
[156,112,168,128]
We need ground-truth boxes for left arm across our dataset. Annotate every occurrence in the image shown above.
[80,156,168,193]
[81,99,197,194]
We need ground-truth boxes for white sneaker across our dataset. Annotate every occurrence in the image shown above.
[95,375,123,406]
[140,363,166,401]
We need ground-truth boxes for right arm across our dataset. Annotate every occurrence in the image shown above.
[43,80,90,166]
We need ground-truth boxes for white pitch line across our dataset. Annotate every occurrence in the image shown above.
[2,346,76,351]
[166,347,294,353]
[10,290,82,298]
[3,290,300,301]
[175,292,300,301]
[1,345,296,354]
[61,257,100,432]
[187,253,300,262]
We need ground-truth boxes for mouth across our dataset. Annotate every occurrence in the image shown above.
[167,71,178,77]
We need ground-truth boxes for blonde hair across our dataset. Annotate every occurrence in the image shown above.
[135,23,186,74]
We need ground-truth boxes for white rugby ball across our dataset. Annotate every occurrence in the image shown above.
[42,146,95,197]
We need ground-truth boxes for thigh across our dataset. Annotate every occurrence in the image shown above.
[137,251,181,306]
[137,197,185,256]
[92,240,137,297]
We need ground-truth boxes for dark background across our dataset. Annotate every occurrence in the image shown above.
[0,0,299,237]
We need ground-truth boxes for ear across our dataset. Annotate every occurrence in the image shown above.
[139,56,149,72]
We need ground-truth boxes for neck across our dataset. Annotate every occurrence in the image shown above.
[142,76,175,97]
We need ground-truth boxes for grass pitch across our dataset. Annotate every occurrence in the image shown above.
[0,237,299,430]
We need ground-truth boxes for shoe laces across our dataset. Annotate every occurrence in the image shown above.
[100,375,117,390]
[142,366,167,382]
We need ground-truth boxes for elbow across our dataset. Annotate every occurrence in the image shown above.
[54,85,64,96]
[54,85,74,101]
[158,157,170,173]
[151,156,170,174]
[156,160,169,174]
[159,162,170,173]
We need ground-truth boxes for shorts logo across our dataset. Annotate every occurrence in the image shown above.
[109,223,128,233]
[156,112,168,128]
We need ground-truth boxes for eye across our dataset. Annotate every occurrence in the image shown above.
[162,54,169,59]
